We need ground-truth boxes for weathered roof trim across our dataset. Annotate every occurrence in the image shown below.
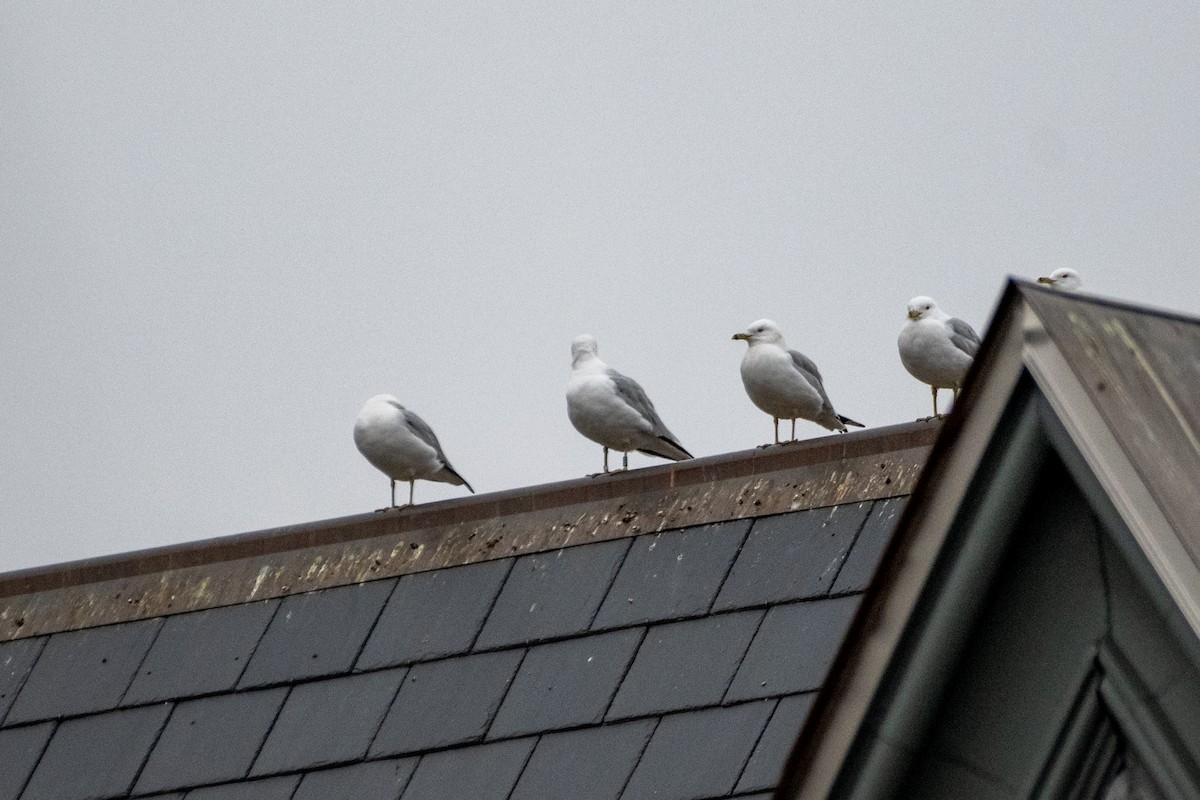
[0,422,937,642]
[1024,309,1200,634]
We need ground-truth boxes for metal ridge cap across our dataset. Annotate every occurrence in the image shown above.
[0,421,940,600]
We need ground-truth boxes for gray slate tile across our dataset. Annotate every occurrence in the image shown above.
[607,610,763,720]
[725,596,859,702]
[490,628,643,738]
[592,520,751,631]
[621,701,774,800]
[510,719,656,800]
[831,498,906,593]
[292,757,418,800]
[399,737,536,800]
[6,620,161,723]
[21,704,170,800]
[124,600,279,705]
[713,503,872,611]
[0,722,53,800]
[251,667,406,775]
[475,540,630,650]
[238,579,395,688]
[370,649,523,757]
[135,687,288,794]
[357,559,512,670]
[0,637,44,725]
[182,776,299,800]
[736,693,817,793]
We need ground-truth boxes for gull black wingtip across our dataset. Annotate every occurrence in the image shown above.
[664,438,695,460]
[637,437,693,462]
[443,466,474,494]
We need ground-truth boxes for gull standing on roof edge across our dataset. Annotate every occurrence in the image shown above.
[566,335,693,474]
[1037,268,1083,291]
[897,297,982,418]
[353,394,474,510]
[732,319,864,445]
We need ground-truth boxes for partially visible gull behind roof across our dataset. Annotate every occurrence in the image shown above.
[0,421,936,800]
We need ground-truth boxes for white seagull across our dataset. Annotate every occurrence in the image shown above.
[732,319,864,444]
[566,335,693,473]
[897,297,982,418]
[353,394,473,509]
[1036,268,1082,291]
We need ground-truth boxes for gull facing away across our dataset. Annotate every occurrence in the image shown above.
[732,319,864,445]
[566,335,693,473]
[353,394,473,509]
[897,297,982,418]
[1036,268,1083,291]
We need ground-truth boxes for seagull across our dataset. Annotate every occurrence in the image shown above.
[566,335,693,473]
[897,297,982,418]
[1036,268,1082,291]
[353,394,473,510]
[732,319,864,444]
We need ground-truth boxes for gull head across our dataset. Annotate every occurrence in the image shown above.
[356,394,405,426]
[1036,268,1082,291]
[571,334,600,367]
[363,394,403,412]
[906,296,944,321]
[732,319,785,347]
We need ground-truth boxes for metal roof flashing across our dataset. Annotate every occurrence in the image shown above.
[0,422,938,643]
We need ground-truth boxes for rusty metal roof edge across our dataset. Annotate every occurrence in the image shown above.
[0,421,940,601]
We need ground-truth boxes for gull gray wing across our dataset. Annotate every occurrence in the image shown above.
[947,318,982,357]
[789,349,836,411]
[609,369,692,459]
[608,370,671,434]
[386,400,449,460]
[395,403,473,490]
[383,399,472,490]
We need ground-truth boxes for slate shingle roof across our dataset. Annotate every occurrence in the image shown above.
[0,426,931,800]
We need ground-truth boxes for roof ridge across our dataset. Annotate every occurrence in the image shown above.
[0,422,937,642]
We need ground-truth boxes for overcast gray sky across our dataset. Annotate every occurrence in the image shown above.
[2,4,1198,572]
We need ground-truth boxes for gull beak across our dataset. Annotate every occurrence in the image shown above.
[732,332,750,341]
[907,310,921,320]
[1036,276,1054,285]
